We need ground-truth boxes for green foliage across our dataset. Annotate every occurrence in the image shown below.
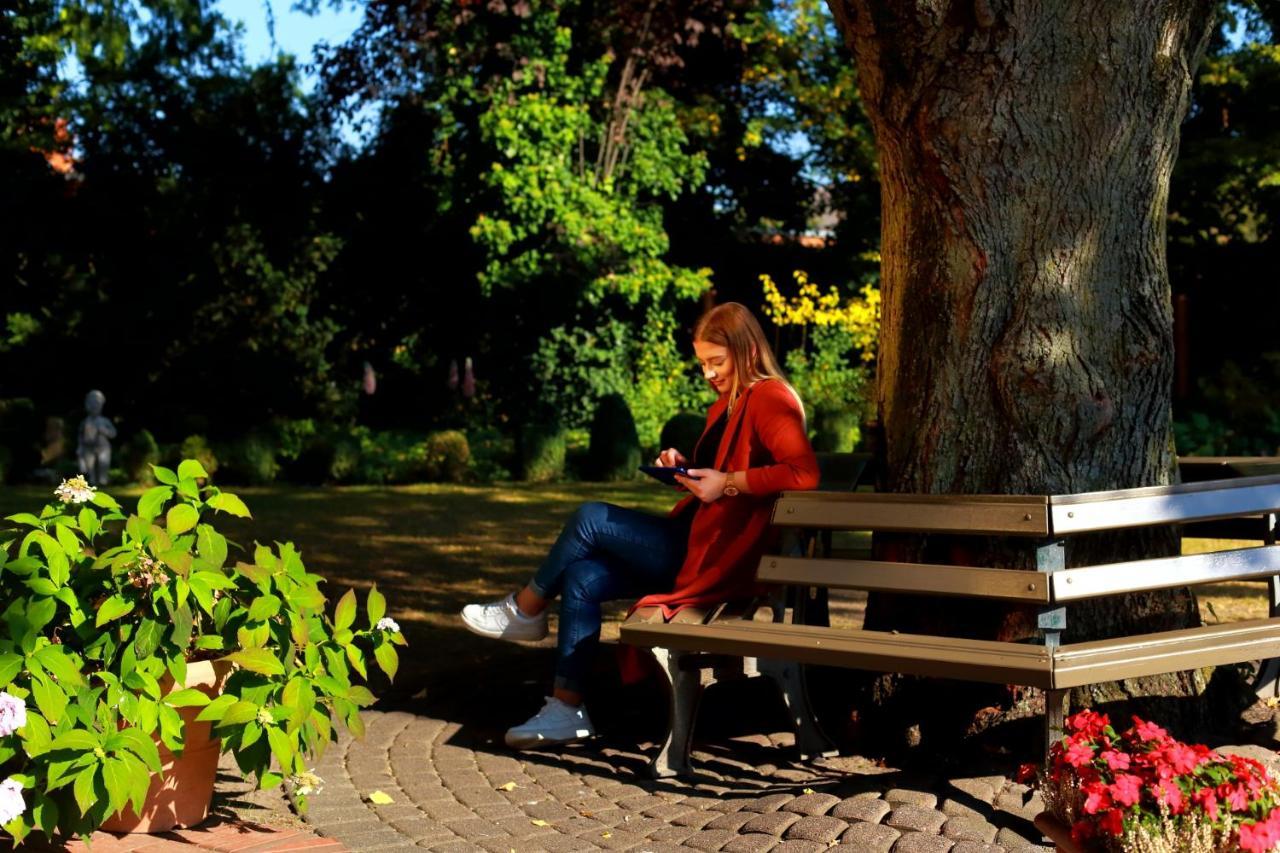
[121,430,161,487]
[660,413,708,458]
[587,394,642,482]
[219,436,280,486]
[176,436,219,480]
[1174,357,1280,455]
[810,410,860,453]
[421,431,471,484]
[519,424,568,483]
[0,462,404,840]
[785,324,873,429]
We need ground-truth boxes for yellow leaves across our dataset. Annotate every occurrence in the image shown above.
[531,819,551,827]
[496,782,518,791]
[365,790,394,804]
[760,270,880,363]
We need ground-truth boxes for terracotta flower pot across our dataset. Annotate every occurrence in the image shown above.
[1034,812,1088,853]
[101,659,232,834]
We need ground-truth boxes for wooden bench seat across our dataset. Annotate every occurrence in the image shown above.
[621,465,1280,776]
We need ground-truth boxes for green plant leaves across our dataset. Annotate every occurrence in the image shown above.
[166,504,199,536]
[152,466,179,486]
[0,653,22,688]
[248,594,281,623]
[374,642,399,682]
[137,486,174,521]
[207,492,251,518]
[177,459,209,481]
[163,688,211,707]
[334,589,356,631]
[32,645,84,689]
[367,585,386,627]
[95,594,134,627]
[221,648,284,676]
[216,700,260,729]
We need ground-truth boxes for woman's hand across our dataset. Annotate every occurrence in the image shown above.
[675,468,727,503]
[654,448,688,468]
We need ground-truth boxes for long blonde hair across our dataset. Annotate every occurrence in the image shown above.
[693,302,803,415]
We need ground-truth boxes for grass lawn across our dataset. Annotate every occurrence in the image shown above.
[0,482,1269,701]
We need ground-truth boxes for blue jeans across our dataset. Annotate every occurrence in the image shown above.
[530,501,690,694]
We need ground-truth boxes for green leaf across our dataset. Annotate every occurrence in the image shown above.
[78,507,100,541]
[164,688,211,708]
[73,766,98,818]
[194,694,237,723]
[95,594,134,627]
[91,491,121,511]
[113,728,161,773]
[134,619,162,659]
[248,594,281,623]
[54,523,81,559]
[177,459,209,481]
[102,756,131,817]
[367,584,386,627]
[5,513,44,527]
[194,635,224,651]
[50,730,99,752]
[33,790,58,836]
[334,588,356,631]
[197,526,228,568]
[20,712,51,757]
[0,653,22,688]
[216,701,260,729]
[166,504,199,537]
[345,645,367,680]
[177,477,200,500]
[170,605,194,652]
[207,492,251,519]
[151,466,178,486]
[136,486,174,522]
[221,648,284,676]
[158,704,184,751]
[267,726,296,773]
[374,642,399,682]
[33,646,84,688]
[31,676,67,724]
[24,577,57,596]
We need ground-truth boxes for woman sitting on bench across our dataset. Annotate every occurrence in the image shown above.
[460,302,820,748]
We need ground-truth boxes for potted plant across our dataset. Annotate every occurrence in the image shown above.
[0,462,405,843]
[1024,709,1280,852]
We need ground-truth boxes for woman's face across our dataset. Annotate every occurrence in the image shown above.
[694,339,734,395]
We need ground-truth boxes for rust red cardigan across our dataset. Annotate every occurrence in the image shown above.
[632,377,820,618]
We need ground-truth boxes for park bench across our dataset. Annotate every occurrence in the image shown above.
[621,471,1280,776]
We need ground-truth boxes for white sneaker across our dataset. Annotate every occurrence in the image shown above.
[505,697,595,749]
[460,593,548,642]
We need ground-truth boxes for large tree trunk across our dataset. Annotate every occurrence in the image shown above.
[824,0,1226,744]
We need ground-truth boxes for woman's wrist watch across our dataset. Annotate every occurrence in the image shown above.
[723,471,740,497]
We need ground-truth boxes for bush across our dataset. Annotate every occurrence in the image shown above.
[519,423,567,482]
[220,434,280,485]
[811,410,861,453]
[422,430,471,483]
[468,427,514,482]
[177,434,219,478]
[659,412,706,458]
[587,394,641,481]
[121,428,161,485]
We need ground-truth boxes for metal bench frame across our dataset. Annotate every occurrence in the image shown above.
[621,473,1280,775]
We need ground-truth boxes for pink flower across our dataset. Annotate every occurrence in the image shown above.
[1222,783,1249,812]
[1131,716,1168,743]
[1192,787,1219,821]
[1163,743,1201,774]
[1064,740,1095,769]
[1109,774,1143,808]
[1099,750,1130,771]
[1082,782,1112,815]
[1067,710,1109,738]
[1153,778,1185,814]
[1238,816,1280,853]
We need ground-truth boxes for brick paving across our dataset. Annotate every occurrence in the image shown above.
[294,703,1062,853]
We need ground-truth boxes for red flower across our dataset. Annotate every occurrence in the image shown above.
[1109,774,1143,808]
[1082,781,1112,815]
[1099,807,1125,836]
[1153,778,1185,814]
[1192,787,1219,821]
[1099,749,1131,771]
[1064,740,1095,769]
[1222,783,1249,812]
[1067,710,1109,738]
[1015,763,1038,785]
[1163,743,1201,774]
[1070,819,1096,844]
[1238,815,1280,853]
[1131,716,1168,743]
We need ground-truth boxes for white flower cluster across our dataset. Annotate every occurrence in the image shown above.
[54,475,96,504]
[0,691,26,737]
[376,617,400,634]
[0,777,24,825]
[290,770,324,797]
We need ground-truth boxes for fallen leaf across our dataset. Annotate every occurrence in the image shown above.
[602,832,613,839]
[803,788,815,795]
[579,811,594,818]
[531,819,551,827]
[365,790,394,805]
[496,782,518,791]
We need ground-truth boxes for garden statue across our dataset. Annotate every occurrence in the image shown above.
[77,389,117,485]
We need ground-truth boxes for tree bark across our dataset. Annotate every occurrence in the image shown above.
[824,0,1225,742]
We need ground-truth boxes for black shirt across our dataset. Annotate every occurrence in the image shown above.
[693,410,728,470]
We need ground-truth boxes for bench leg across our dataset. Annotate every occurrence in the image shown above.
[1044,688,1068,756]
[650,647,701,779]
[758,657,838,760]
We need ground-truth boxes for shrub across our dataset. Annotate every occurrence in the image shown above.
[587,394,641,481]
[220,435,280,485]
[519,424,567,482]
[468,427,514,482]
[422,430,471,483]
[811,410,861,453]
[121,429,162,485]
[177,434,219,479]
[659,413,706,458]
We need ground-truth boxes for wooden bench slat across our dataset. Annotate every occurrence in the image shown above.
[758,556,1051,603]
[1049,475,1280,535]
[772,491,1050,536]
[619,621,1054,688]
[1051,619,1280,689]
[1051,546,1280,602]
